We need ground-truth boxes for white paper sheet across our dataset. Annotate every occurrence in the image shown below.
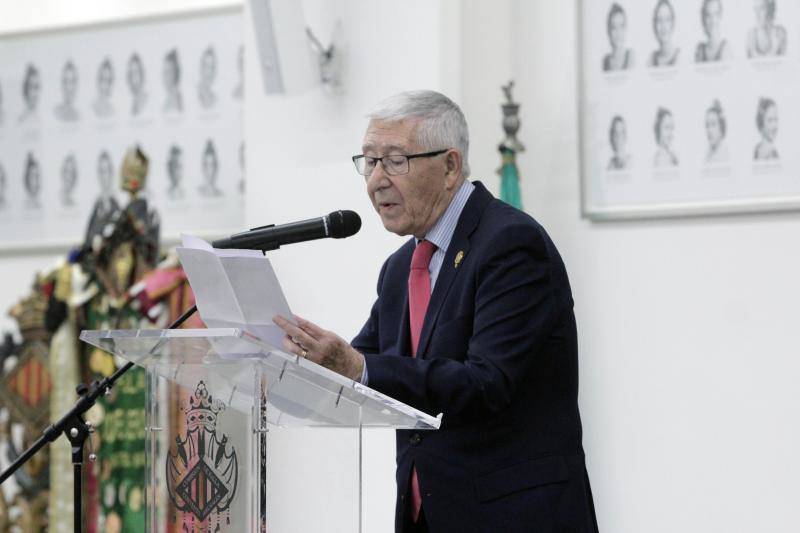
[176,234,294,348]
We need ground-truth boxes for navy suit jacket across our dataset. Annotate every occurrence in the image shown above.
[353,182,598,532]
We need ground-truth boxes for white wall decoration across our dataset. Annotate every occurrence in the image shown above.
[0,6,244,249]
[580,0,800,219]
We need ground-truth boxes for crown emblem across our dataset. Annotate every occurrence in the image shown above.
[168,380,238,526]
[184,381,223,431]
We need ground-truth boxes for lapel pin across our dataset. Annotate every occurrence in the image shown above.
[454,251,464,268]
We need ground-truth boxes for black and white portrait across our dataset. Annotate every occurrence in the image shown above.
[232,45,243,99]
[162,49,183,113]
[747,0,787,58]
[54,60,80,122]
[23,152,42,208]
[649,0,680,67]
[197,46,218,109]
[60,153,79,207]
[0,162,6,208]
[85,150,121,247]
[607,116,630,171]
[696,0,730,63]
[653,107,678,167]
[754,97,779,161]
[603,4,634,72]
[126,52,148,115]
[19,64,41,123]
[198,139,222,197]
[97,150,115,198]
[166,144,185,199]
[705,100,728,164]
[93,57,115,118]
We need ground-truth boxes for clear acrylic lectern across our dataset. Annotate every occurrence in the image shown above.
[80,327,441,532]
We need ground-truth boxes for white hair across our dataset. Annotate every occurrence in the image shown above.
[367,90,470,178]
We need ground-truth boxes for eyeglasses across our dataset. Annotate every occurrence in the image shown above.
[351,149,448,176]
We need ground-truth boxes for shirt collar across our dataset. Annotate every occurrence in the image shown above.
[418,179,475,252]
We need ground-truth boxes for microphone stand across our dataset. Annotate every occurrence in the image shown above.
[0,304,198,533]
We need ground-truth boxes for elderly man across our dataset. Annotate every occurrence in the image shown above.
[274,90,597,533]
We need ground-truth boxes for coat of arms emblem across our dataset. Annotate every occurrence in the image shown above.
[167,381,238,529]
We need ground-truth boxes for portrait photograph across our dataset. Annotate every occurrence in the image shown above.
[18,63,41,124]
[166,144,185,200]
[753,97,779,161]
[54,60,80,122]
[23,152,42,209]
[197,45,218,109]
[747,0,787,58]
[198,138,223,197]
[607,115,630,171]
[127,52,148,116]
[649,0,680,68]
[695,0,730,63]
[93,57,115,118]
[59,153,79,207]
[704,99,729,165]
[162,48,183,113]
[653,107,678,167]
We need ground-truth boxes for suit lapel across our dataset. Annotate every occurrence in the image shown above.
[396,240,414,357]
[416,182,494,358]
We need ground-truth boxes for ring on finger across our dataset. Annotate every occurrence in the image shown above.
[300,348,308,358]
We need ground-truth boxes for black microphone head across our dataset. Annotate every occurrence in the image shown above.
[328,210,361,238]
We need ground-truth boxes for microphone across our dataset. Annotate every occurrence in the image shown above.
[211,210,361,251]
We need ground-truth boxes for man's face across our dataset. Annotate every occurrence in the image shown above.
[363,118,457,238]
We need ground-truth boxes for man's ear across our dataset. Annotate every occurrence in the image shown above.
[444,149,463,188]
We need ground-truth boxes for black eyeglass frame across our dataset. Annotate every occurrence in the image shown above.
[351,149,449,176]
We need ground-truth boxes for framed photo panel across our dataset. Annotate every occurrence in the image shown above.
[580,0,800,219]
[0,6,244,249]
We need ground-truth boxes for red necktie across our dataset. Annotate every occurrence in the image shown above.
[407,239,436,522]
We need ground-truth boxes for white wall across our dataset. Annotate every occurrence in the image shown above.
[3,1,797,532]
[243,2,466,530]
[0,1,241,331]
[512,2,800,532]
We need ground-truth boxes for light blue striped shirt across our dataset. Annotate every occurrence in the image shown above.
[361,179,474,384]
[421,179,475,291]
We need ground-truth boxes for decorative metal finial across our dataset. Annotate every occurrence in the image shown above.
[498,81,524,209]
[499,81,524,153]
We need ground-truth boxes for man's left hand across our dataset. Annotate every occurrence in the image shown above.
[272,314,365,382]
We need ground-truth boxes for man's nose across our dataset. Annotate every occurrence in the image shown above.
[366,160,391,188]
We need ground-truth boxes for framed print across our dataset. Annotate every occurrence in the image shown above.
[0,6,244,249]
[579,0,800,220]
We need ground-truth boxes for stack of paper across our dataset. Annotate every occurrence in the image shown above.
[176,234,294,348]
